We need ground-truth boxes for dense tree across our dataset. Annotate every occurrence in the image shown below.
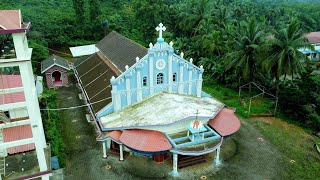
[226,19,264,82]
[89,0,101,21]
[263,19,308,96]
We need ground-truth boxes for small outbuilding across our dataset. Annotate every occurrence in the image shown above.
[41,55,70,88]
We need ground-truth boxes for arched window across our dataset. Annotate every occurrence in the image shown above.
[157,73,164,84]
[173,72,177,82]
[143,76,147,87]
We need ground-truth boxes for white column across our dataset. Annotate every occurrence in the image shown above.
[178,63,184,94]
[19,62,48,174]
[112,84,121,112]
[188,69,192,95]
[136,70,142,102]
[102,141,107,158]
[119,144,124,161]
[12,33,28,60]
[106,139,111,148]
[168,54,173,93]
[196,72,203,97]
[214,147,221,165]
[149,56,154,95]
[125,77,131,106]
[171,153,179,177]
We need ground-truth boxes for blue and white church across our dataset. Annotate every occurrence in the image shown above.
[95,23,241,176]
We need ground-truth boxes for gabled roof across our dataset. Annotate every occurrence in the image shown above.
[74,53,115,113]
[96,31,148,73]
[0,10,21,30]
[41,55,70,73]
[305,32,320,44]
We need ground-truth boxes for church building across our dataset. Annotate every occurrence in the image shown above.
[85,23,241,176]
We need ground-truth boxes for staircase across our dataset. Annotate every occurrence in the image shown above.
[0,129,6,176]
[178,155,206,169]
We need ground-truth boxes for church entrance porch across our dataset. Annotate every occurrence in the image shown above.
[52,71,62,86]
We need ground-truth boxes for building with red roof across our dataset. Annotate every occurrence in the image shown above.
[75,23,242,177]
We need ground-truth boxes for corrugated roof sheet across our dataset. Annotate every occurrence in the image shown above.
[305,32,320,44]
[74,53,115,113]
[3,124,35,154]
[120,129,172,152]
[96,31,148,72]
[105,130,122,142]
[0,75,22,89]
[0,92,25,105]
[208,108,241,137]
[41,54,70,73]
[0,10,20,30]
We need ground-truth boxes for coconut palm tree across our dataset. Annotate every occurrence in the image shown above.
[263,19,308,97]
[226,18,264,83]
[178,0,213,35]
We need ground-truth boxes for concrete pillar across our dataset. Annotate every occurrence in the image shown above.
[136,69,142,102]
[178,62,184,94]
[120,144,124,161]
[168,54,173,93]
[19,62,48,176]
[102,141,107,158]
[12,33,28,60]
[196,67,203,97]
[125,77,131,106]
[111,77,121,112]
[214,147,221,165]
[149,55,154,95]
[170,153,179,177]
[106,139,111,149]
[188,69,192,95]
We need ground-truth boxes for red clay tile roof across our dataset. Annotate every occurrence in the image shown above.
[0,10,21,30]
[305,32,320,44]
[120,129,172,152]
[0,75,22,89]
[105,130,122,142]
[0,92,25,105]
[208,108,241,137]
[3,124,35,154]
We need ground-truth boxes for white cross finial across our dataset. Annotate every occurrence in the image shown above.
[180,52,184,58]
[156,23,166,39]
[125,65,129,70]
[136,57,140,62]
[169,41,173,47]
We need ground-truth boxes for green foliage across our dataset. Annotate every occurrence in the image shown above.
[39,89,66,167]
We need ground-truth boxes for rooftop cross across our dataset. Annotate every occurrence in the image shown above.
[156,23,166,39]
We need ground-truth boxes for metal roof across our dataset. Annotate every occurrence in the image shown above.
[305,32,320,44]
[120,129,172,152]
[208,108,241,137]
[0,75,22,89]
[0,92,25,105]
[69,44,99,57]
[74,53,115,113]
[41,54,70,73]
[3,124,35,154]
[0,10,21,30]
[96,31,148,73]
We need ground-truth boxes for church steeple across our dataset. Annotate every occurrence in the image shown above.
[156,23,166,43]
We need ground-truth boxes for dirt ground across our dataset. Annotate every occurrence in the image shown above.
[54,77,312,180]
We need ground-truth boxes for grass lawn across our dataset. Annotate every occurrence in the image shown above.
[203,81,320,179]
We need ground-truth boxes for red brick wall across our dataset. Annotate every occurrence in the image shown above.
[44,65,69,88]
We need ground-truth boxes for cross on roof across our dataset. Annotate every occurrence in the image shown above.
[156,23,166,39]
[195,109,199,120]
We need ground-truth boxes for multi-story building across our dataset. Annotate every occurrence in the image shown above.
[0,10,50,179]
